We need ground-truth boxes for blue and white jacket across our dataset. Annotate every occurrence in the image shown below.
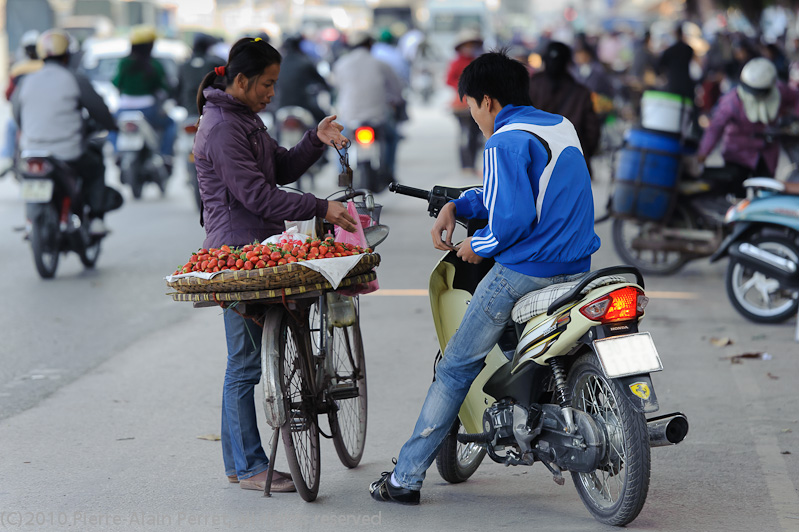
[452,105,600,277]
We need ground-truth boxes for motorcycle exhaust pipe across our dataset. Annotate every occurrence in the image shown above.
[729,243,799,288]
[647,412,689,447]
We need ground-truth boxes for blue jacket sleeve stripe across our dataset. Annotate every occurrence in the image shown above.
[472,147,500,253]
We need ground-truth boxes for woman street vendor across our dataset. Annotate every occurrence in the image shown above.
[193,36,355,493]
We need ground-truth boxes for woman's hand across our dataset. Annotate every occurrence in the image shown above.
[325,201,357,233]
[317,115,349,149]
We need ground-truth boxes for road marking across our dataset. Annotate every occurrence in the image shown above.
[367,290,698,299]
[732,365,799,530]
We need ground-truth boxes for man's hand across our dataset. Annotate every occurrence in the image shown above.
[317,115,349,149]
[431,202,457,251]
[456,237,483,264]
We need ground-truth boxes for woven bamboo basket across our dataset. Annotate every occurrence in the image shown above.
[166,253,380,294]
[167,272,377,304]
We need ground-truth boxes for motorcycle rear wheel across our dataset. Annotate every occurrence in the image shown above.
[611,206,694,275]
[30,205,60,279]
[277,311,321,502]
[435,418,486,483]
[725,234,799,323]
[568,353,650,527]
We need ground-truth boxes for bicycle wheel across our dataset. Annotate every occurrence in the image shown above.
[327,318,368,468]
[278,311,321,501]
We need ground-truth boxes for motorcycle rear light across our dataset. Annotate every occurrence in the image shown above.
[123,122,139,133]
[24,158,52,176]
[725,200,748,223]
[283,117,303,128]
[580,287,645,323]
[184,124,198,134]
[355,126,375,145]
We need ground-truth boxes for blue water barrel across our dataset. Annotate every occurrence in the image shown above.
[613,128,684,221]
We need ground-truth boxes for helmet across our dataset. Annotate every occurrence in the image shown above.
[20,30,40,48]
[454,29,483,51]
[347,30,373,48]
[130,25,157,46]
[740,57,777,94]
[36,29,70,60]
[738,58,780,124]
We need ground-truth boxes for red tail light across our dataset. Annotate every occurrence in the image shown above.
[123,122,139,133]
[580,287,648,323]
[283,117,303,129]
[184,124,198,134]
[24,158,52,176]
[355,126,375,145]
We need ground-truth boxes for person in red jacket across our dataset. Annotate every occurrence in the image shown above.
[446,29,484,175]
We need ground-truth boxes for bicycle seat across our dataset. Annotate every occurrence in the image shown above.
[511,275,629,324]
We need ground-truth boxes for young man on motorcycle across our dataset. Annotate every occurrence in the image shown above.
[697,57,799,196]
[12,29,118,234]
[370,51,601,505]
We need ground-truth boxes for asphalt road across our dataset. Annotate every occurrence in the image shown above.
[0,94,797,532]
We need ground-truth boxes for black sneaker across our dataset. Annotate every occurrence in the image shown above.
[369,470,420,505]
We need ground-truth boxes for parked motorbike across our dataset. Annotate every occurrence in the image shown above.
[116,110,169,199]
[389,182,688,526]
[19,138,121,279]
[710,178,799,334]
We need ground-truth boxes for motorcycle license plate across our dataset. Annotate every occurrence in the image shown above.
[117,133,144,152]
[593,332,663,378]
[20,179,54,203]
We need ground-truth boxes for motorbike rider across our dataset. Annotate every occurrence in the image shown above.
[369,51,600,505]
[193,36,355,493]
[177,32,224,113]
[1,30,43,177]
[112,25,177,170]
[697,57,799,197]
[332,30,404,185]
[273,34,330,124]
[446,29,485,175]
[12,29,118,235]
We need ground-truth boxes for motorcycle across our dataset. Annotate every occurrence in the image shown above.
[347,121,392,194]
[274,106,325,189]
[19,137,121,279]
[710,177,799,336]
[116,110,170,199]
[389,182,689,526]
[179,115,202,211]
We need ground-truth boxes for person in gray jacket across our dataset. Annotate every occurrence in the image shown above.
[193,37,355,493]
[13,29,118,234]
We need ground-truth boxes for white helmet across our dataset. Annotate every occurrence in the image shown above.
[36,29,71,60]
[20,30,40,49]
[740,58,777,94]
[737,58,780,124]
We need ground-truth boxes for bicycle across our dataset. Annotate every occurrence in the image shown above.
[257,184,387,501]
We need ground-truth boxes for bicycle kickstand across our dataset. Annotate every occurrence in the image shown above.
[263,426,281,498]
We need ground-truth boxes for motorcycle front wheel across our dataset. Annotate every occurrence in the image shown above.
[435,417,486,483]
[725,234,799,323]
[611,205,694,275]
[30,205,60,278]
[568,353,650,527]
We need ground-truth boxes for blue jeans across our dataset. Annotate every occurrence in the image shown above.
[393,263,584,490]
[221,309,269,480]
[2,118,17,159]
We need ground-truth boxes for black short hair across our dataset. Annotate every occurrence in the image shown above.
[458,51,532,107]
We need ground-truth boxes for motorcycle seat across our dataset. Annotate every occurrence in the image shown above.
[511,275,629,324]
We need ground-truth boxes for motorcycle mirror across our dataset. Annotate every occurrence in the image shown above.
[363,225,389,248]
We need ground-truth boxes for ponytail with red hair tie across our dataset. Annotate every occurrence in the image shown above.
[214,66,226,77]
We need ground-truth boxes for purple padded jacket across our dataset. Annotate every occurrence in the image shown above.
[194,87,328,249]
